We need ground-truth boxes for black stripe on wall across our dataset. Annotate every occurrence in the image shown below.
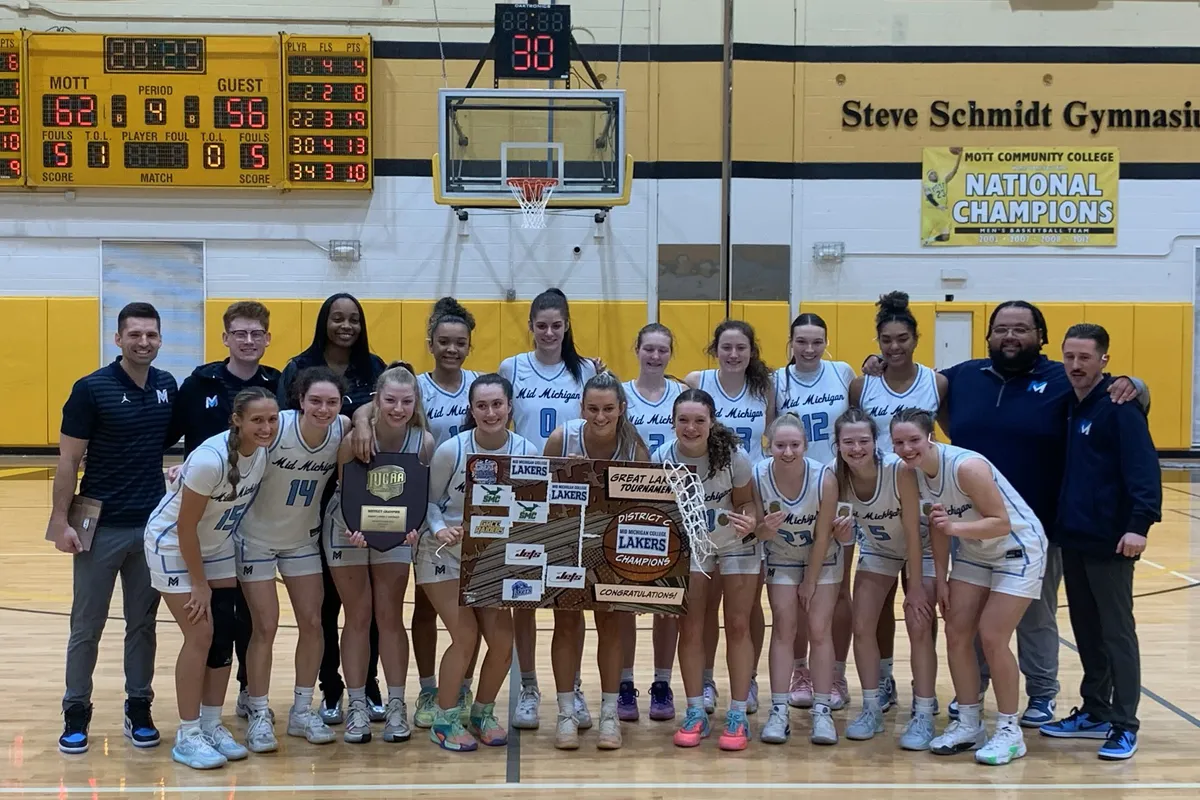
[374,159,1200,181]
[372,40,722,62]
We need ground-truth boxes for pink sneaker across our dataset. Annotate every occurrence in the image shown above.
[830,675,851,711]
[788,668,813,708]
[717,711,750,751]
[673,706,711,748]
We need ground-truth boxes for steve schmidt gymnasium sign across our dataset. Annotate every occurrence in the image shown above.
[842,99,1200,134]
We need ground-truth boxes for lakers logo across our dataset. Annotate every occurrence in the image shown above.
[367,465,406,501]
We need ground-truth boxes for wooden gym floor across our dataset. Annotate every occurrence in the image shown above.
[2,461,1200,799]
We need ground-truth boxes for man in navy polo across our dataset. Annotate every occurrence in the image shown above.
[47,302,179,755]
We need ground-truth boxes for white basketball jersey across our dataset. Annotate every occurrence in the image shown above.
[698,369,768,463]
[773,362,854,465]
[145,431,267,556]
[915,444,1046,567]
[239,410,343,548]
[419,369,479,447]
[754,456,839,567]
[652,439,753,549]
[860,364,941,454]
[845,453,918,563]
[561,418,638,461]
[501,353,597,453]
[623,379,682,455]
[431,429,539,532]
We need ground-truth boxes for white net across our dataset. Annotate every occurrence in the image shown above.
[662,460,716,576]
[506,177,558,229]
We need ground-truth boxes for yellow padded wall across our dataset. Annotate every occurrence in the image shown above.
[206,299,305,371]
[401,299,435,375]
[743,301,792,368]
[1082,304,1135,376]
[1132,304,1187,448]
[597,302,649,382]
[464,301,502,374]
[659,302,713,377]
[46,298,97,446]
[0,299,48,446]
[359,301,403,365]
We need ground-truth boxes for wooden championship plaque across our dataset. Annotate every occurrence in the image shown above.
[341,453,429,551]
[459,455,693,614]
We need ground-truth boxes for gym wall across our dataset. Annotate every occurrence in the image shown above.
[0,1,1196,448]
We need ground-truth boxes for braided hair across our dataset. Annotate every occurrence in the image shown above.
[673,388,742,479]
[223,387,277,501]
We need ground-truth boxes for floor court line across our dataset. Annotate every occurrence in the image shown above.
[1057,637,1200,729]
[3,782,1199,796]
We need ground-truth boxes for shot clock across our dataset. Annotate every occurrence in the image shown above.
[493,3,572,81]
[282,34,373,190]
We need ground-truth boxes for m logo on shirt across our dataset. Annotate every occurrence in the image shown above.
[1028,382,1047,394]
[1080,421,1092,435]
[157,389,169,404]
[206,395,219,409]
[167,576,179,587]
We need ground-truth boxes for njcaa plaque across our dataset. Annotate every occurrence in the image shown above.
[342,453,429,551]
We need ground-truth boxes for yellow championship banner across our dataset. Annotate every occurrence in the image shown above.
[921,146,1118,247]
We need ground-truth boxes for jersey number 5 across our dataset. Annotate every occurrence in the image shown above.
[286,479,318,507]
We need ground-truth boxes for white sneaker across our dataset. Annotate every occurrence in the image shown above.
[554,714,580,750]
[810,707,838,745]
[702,680,718,715]
[513,685,541,730]
[930,719,986,756]
[245,709,278,754]
[900,711,936,751]
[574,687,593,730]
[383,698,411,743]
[288,707,336,745]
[879,676,898,713]
[845,706,884,740]
[318,694,344,725]
[171,727,226,770]
[747,677,759,715]
[343,698,373,744]
[236,690,250,719]
[760,705,790,744]
[975,724,1027,766]
[205,724,247,761]
[597,711,622,750]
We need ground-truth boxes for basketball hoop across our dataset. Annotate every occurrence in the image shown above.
[506,177,558,229]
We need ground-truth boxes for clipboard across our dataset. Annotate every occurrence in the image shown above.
[46,496,103,552]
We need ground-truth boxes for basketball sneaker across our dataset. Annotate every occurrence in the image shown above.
[382,698,411,743]
[555,713,580,750]
[343,698,373,744]
[900,711,936,751]
[205,724,248,761]
[673,706,711,748]
[468,703,508,747]
[124,698,160,748]
[245,708,278,753]
[718,710,750,751]
[236,689,250,720]
[59,703,92,754]
[1098,728,1138,761]
[288,707,336,745]
[845,706,884,741]
[319,692,344,725]
[597,711,622,750]
[747,677,759,714]
[430,707,477,752]
[1039,708,1111,739]
[930,719,986,755]
[788,667,813,708]
[617,681,639,721]
[760,705,790,744]
[574,683,593,730]
[810,707,838,746]
[830,675,851,711]
[513,685,541,730]
[366,682,386,723]
[702,679,719,714]
[1020,696,1056,728]
[413,687,438,729]
[457,687,474,725]
[879,676,898,713]
[648,681,675,721]
[171,726,226,771]
[975,723,1026,765]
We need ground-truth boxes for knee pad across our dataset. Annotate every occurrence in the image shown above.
[206,587,239,669]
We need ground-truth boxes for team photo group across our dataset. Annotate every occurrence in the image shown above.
[45,287,1161,773]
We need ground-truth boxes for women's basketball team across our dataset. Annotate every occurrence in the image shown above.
[149,289,1050,770]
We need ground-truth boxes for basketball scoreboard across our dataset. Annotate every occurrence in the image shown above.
[2,31,371,191]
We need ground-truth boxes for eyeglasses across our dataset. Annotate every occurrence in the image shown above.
[228,330,267,342]
[990,326,1033,337]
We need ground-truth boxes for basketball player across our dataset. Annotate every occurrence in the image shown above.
[325,365,433,744]
[890,408,1048,766]
[921,146,963,245]
[546,372,650,750]
[851,292,947,714]
[772,312,854,710]
[499,289,598,731]
[685,320,772,715]
[144,388,277,770]
[236,367,348,753]
[622,324,685,721]
[652,389,758,751]
[418,373,536,750]
[833,409,940,750]
[754,414,845,746]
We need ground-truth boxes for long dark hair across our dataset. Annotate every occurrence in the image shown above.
[460,373,515,433]
[787,313,828,367]
[300,293,376,375]
[223,387,277,501]
[832,407,880,499]
[706,319,771,402]
[530,288,585,384]
[875,291,918,337]
[673,388,742,479]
